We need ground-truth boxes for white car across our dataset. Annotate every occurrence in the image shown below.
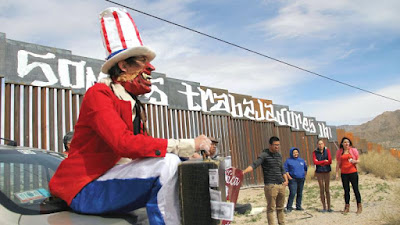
[0,144,148,225]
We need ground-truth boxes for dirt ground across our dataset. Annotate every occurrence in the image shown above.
[232,173,400,225]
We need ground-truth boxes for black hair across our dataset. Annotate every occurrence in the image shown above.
[108,56,142,78]
[340,136,353,152]
[63,131,74,151]
[269,136,280,145]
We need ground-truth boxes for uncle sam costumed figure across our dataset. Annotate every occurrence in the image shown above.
[50,7,211,225]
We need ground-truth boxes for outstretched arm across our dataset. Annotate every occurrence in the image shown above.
[243,166,254,175]
[243,153,265,174]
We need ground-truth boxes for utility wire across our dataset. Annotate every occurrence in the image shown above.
[106,0,400,103]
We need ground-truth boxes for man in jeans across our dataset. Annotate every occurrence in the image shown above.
[243,136,288,225]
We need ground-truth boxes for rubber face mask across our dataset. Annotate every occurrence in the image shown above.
[120,62,155,96]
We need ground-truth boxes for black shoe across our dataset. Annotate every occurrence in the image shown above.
[285,208,293,213]
[327,209,333,213]
[296,207,304,211]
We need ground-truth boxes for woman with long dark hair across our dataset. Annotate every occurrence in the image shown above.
[313,139,332,212]
[336,137,362,214]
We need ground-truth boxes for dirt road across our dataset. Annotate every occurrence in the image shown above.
[233,173,400,225]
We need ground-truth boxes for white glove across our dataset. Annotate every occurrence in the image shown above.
[195,135,211,155]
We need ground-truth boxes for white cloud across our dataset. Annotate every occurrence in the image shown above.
[2,0,398,128]
[135,0,196,21]
[0,0,106,58]
[257,0,400,39]
[292,83,400,125]
[338,48,357,59]
[153,50,313,97]
[1,1,101,37]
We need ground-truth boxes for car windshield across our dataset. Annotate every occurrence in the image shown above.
[0,146,69,215]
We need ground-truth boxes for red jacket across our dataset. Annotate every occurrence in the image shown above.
[336,147,359,169]
[312,148,332,166]
[49,83,168,205]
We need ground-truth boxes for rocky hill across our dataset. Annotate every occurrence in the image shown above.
[338,109,400,149]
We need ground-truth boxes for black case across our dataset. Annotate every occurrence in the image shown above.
[178,160,226,225]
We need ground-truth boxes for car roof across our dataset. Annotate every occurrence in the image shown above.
[0,144,42,151]
[0,144,64,156]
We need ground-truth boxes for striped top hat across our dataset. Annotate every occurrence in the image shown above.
[99,7,156,74]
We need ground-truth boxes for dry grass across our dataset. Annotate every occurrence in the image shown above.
[236,173,400,225]
[352,151,400,224]
[306,160,337,182]
[381,185,400,225]
[358,151,400,179]
[234,152,400,225]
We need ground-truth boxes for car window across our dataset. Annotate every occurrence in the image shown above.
[0,148,69,215]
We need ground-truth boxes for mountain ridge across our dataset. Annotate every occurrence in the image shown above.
[337,109,400,149]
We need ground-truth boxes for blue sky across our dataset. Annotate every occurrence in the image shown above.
[1,0,400,125]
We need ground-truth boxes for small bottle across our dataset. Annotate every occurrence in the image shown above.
[348,158,353,163]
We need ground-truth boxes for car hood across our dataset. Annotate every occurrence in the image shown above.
[19,209,149,225]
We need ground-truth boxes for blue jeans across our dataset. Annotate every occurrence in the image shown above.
[286,178,305,210]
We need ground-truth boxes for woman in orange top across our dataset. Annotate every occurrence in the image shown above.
[336,137,362,214]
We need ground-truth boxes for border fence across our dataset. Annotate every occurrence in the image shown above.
[0,32,398,187]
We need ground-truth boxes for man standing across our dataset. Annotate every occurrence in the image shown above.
[243,136,288,225]
[62,131,74,156]
[209,137,219,159]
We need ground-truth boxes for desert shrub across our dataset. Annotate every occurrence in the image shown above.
[305,166,315,182]
[358,151,400,179]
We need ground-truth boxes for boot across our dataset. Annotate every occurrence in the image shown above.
[343,204,350,214]
[356,203,362,214]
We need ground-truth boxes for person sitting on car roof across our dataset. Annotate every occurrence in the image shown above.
[49,7,211,225]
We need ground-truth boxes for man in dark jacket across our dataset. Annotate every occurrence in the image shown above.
[243,136,288,225]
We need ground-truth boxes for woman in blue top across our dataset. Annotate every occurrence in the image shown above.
[284,147,308,212]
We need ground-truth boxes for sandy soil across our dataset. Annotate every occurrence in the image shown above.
[232,173,400,225]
